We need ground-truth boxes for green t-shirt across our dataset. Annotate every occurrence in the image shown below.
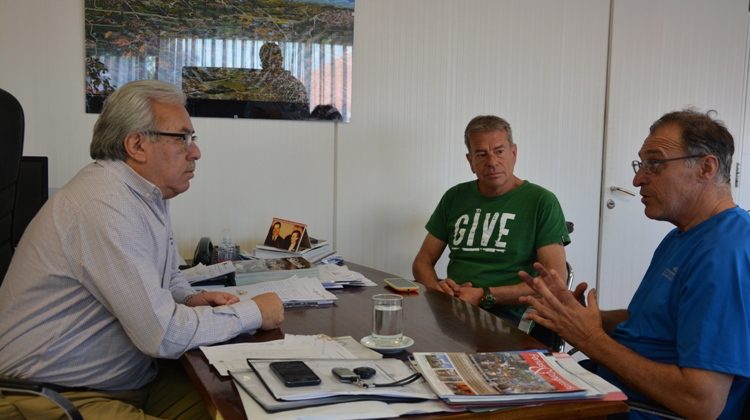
[426,180,569,289]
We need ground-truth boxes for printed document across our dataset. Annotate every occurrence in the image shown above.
[180,261,235,284]
[201,334,381,376]
[223,275,337,307]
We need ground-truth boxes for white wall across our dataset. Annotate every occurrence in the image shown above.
[337,0,609,284]
[0,0,335,258]
[2,0,747,288]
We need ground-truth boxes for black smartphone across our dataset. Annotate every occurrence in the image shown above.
[269,361,321,387]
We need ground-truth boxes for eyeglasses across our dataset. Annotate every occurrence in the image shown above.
[631,155,705,175]
[144,131,198,149]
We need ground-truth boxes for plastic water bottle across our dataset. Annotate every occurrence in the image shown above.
[217,234,236,262]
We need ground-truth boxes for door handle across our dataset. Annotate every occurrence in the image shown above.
[609,186,636,196]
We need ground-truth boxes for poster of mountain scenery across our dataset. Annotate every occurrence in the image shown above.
[85,0,354,121]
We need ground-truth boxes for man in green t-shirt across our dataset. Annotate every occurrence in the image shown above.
[412,115,570,327]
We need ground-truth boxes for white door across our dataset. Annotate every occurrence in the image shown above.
[597,0,749,310]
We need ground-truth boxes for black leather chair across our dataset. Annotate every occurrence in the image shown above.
[517,221,575,352]
[0,89,83,420]
[0,88,24,282]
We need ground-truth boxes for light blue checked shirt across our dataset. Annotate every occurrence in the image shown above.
[0,160,262,390]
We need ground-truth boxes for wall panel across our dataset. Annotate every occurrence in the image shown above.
[337,0,610,284]
[0,0,335,257]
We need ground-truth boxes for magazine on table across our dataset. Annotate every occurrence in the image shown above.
[412,350,624,405]
[231,257,316,286]
[234,257,311,273]
[254,242,335,264]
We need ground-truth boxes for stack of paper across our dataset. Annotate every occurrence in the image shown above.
[236,390,455,419]
[245,358,436,402]
[236,358,442,416]
[317,264,376,288]
[180,261,235,284]
[232,257,315,286]
[233,357,457,418]
[254,238,335,263]
[224,276,338,308]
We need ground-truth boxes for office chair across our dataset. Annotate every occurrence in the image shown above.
[517,221,575,352]
[517,261,574,352]
[0,89,83,420]
[0,88,24,282]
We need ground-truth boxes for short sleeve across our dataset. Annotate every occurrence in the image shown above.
[534,189,570,248]
[425,191,451,242]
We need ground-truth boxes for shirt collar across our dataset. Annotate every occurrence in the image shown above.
[96,159,168,215]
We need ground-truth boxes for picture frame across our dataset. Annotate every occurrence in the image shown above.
[84,0,354,122]
[263,217,311,253]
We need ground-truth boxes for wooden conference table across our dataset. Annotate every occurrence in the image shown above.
[181,262,627,419]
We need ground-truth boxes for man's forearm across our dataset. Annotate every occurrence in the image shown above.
[581,332,731,419]
[490,283,536,305]
[412,261,441,290]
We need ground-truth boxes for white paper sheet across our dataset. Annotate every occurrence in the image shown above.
[180,261,235,284]
[223,276,338,307]
[235,372,457,419]
[200,334,381,376]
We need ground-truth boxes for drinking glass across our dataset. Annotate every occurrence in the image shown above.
[371,294,404,346]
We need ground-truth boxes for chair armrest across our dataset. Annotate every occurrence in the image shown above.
[628,401,683,419]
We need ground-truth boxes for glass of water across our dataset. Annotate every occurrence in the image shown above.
[371,294,404,347]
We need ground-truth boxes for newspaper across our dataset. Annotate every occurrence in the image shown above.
[412,351,624,405]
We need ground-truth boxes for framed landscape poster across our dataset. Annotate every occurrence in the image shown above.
[85,0,354,122]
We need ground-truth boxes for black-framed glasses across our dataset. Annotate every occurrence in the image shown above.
[631,155,705,175]
[143,131,198,149]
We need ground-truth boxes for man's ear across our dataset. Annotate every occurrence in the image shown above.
[699,155,720,180]
[466,153,475,173]
[123,132,148,163]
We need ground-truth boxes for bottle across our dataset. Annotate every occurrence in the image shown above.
[217,234,236,262]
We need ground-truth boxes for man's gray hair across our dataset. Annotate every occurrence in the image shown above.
[650,109,734,184]
[90,80,186,160]
[464,115,513,150]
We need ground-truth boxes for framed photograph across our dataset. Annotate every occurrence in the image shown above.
[84,0,355,122]
[263,217,311,252]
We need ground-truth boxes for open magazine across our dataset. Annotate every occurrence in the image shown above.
[412,351,625,406]
[234,257,311,273]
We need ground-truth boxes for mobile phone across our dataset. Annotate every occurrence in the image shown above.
[269,361,321,387]
[384,277,419,293]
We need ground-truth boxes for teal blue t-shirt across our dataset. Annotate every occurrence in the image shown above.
[426,180,569,289]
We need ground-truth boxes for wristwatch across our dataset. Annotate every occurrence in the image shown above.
[479,287,496,310]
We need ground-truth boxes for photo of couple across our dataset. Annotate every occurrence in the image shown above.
[263,218,309,253]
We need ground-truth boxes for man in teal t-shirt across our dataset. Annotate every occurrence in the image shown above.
[413,115,570,326]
